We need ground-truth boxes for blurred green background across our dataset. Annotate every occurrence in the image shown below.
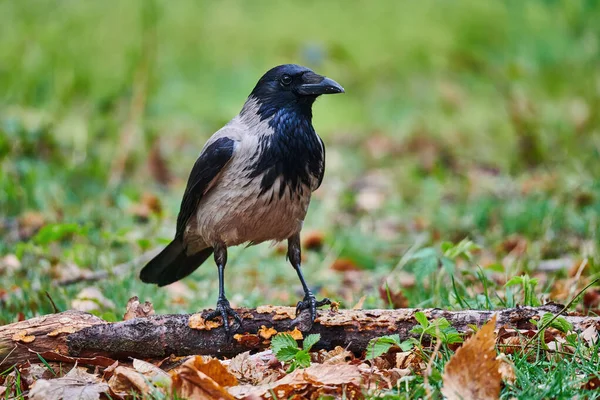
[1,0,599,321]
[2,1,600,396]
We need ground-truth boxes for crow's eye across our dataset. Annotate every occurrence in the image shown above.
[280,75,292,86]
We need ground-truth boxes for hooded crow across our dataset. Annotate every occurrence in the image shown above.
[140,64,344,334]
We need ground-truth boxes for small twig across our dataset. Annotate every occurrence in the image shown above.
[44,291,60,313]
[0,345,17,368]
[56,247,162,286]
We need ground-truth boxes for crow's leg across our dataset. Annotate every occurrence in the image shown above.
[288,233,330,323]
[204,242,242,335]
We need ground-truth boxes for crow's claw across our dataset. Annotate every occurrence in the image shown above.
[295,294,331,323]
[205,298,242,335]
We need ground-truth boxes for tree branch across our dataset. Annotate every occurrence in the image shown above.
[1,304,596,368]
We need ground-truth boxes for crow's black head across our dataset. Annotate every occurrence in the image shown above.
[247,64,344,121]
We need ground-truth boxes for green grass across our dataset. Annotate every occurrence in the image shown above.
[1,0,600,398]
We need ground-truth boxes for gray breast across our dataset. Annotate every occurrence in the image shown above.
[190,131,312,248]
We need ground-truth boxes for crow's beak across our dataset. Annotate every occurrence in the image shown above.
[297,74,345,96]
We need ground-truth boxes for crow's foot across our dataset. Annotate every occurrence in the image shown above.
[205,297,242,335]
[296,294,331,323]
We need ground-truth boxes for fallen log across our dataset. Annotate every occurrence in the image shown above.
[1,304,597,367]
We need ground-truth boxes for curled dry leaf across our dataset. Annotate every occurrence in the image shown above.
[581,324,598,346]
[171,356,237,400]
[194,358,238,387]
[396,351,426,371]
[30,366,109,400]
[441,314,501,400]
[108,359,171,398]
[226,351,281,385]
[358,362,411,390]
[352,295,366,309]
[229,363,362,400]
[123,296,155,320]
[313,346,354,365]
[20,363,55,387]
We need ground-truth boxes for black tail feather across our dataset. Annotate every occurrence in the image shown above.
[140,239,213,287]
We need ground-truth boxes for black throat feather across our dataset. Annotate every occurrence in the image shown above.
[245,96,323,199]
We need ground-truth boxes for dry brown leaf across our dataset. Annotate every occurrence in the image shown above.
[378,284,409,308]
[193,357,238,387]
[358,363,411,390]
[226,351,281,385]
[123,296,155,320]
[496,353,516,384]
[330,258,361,272]
[352,295,366,309]
[313,346,354,365]
[20,363,55,387]
[108,359,170,398]
[584,375,600,390]
[396,350,426,371]
[441,314,501,400]
[30,366,109,400]
[583,289,600,311]
[581,324,598,346]
[171,356,235,400]
[302,230,325,251]
[109,366,153,398]
[229,363,362,399]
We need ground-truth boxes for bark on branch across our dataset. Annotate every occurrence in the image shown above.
[1,304,597,367]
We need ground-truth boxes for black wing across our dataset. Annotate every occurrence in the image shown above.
[175,137,236,237]
[314,135,326,190]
